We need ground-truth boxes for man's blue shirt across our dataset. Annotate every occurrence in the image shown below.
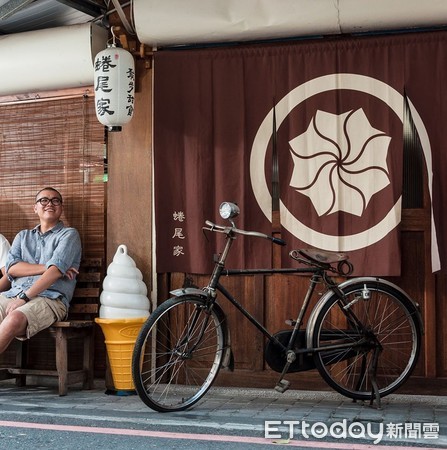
[3,221,82,308]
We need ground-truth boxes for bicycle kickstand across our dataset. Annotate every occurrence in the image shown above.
[274,350,295,393]
[369,347,382,409]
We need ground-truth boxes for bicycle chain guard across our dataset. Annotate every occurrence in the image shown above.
[264,330,316,373]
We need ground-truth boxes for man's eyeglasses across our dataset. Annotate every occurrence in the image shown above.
[36,197,63,206]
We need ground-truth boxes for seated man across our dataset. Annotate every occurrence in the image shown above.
[0,233,11,292]
[0,187,82,354]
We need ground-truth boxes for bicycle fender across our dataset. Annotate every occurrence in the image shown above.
[305,277,424,346]
[340,277,423,330]
[335,277,421,309]
[305,289,335,347]
[170,287,208,299]
[211,302,234,372]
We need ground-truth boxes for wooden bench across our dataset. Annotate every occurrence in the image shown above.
[0,258,103,396]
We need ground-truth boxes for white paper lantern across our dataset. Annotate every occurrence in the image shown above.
[94,44,135,131]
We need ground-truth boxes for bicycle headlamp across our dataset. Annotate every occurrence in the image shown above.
[219,202,240,219]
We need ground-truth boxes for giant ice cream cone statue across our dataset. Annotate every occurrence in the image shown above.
[95,245,150,391]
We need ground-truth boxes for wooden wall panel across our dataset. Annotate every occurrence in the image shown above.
[436,273,447,377]
[387,231,428,378]
[107,60,153,293]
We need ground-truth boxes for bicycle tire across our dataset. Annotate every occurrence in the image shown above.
[132,295,226,412]
[311,280,422,401]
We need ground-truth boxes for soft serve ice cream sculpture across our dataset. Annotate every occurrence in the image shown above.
[100,245,150,319]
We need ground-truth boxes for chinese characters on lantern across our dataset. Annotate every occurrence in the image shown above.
[126,68,135,116]
[93,45,135,129]
[94,54,116,117]
[172,211,186,257]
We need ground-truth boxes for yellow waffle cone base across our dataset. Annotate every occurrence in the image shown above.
[95,317,147,390]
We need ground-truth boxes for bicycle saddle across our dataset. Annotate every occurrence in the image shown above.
[295,248,349,264]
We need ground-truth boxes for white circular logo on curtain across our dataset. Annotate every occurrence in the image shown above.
[250,73,430,251]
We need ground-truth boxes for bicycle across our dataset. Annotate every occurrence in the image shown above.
[132,202,423,412]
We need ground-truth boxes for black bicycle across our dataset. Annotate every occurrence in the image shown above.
[132,202,423,412]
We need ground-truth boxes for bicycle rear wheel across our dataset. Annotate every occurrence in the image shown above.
[132,296,226,412]
[311,280,422,401]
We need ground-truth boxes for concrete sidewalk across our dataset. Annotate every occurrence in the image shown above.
[0,379,446,448]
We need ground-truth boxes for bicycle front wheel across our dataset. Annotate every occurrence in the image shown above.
[132,296,226,412]
[311,280,422,401]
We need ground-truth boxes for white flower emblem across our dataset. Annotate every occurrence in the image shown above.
[289,109,392,217]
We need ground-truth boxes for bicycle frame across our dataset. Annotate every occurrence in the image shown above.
[216,267,320,351]
[215,268,371,357]
[179,227,369,362]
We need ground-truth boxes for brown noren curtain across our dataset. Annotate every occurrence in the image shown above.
[154,30,447,276]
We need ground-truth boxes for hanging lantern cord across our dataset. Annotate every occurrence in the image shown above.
[109,26,119,47]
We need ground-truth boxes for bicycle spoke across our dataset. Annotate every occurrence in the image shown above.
[132,296,226,412]
[312,281,421,401]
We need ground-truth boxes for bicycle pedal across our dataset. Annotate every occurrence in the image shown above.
[274,379,291,393]
[285,319,296,326]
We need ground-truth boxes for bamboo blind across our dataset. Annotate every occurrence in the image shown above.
[0,95,105,259]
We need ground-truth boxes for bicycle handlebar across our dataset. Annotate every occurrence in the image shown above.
[204,220,286,246]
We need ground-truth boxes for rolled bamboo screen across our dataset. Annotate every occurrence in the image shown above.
[0,95,105,259]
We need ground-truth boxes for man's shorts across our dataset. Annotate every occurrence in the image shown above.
[0,294,68,340]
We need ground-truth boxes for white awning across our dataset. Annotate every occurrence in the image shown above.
[133,0,447,48]
[0,23,107,95]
